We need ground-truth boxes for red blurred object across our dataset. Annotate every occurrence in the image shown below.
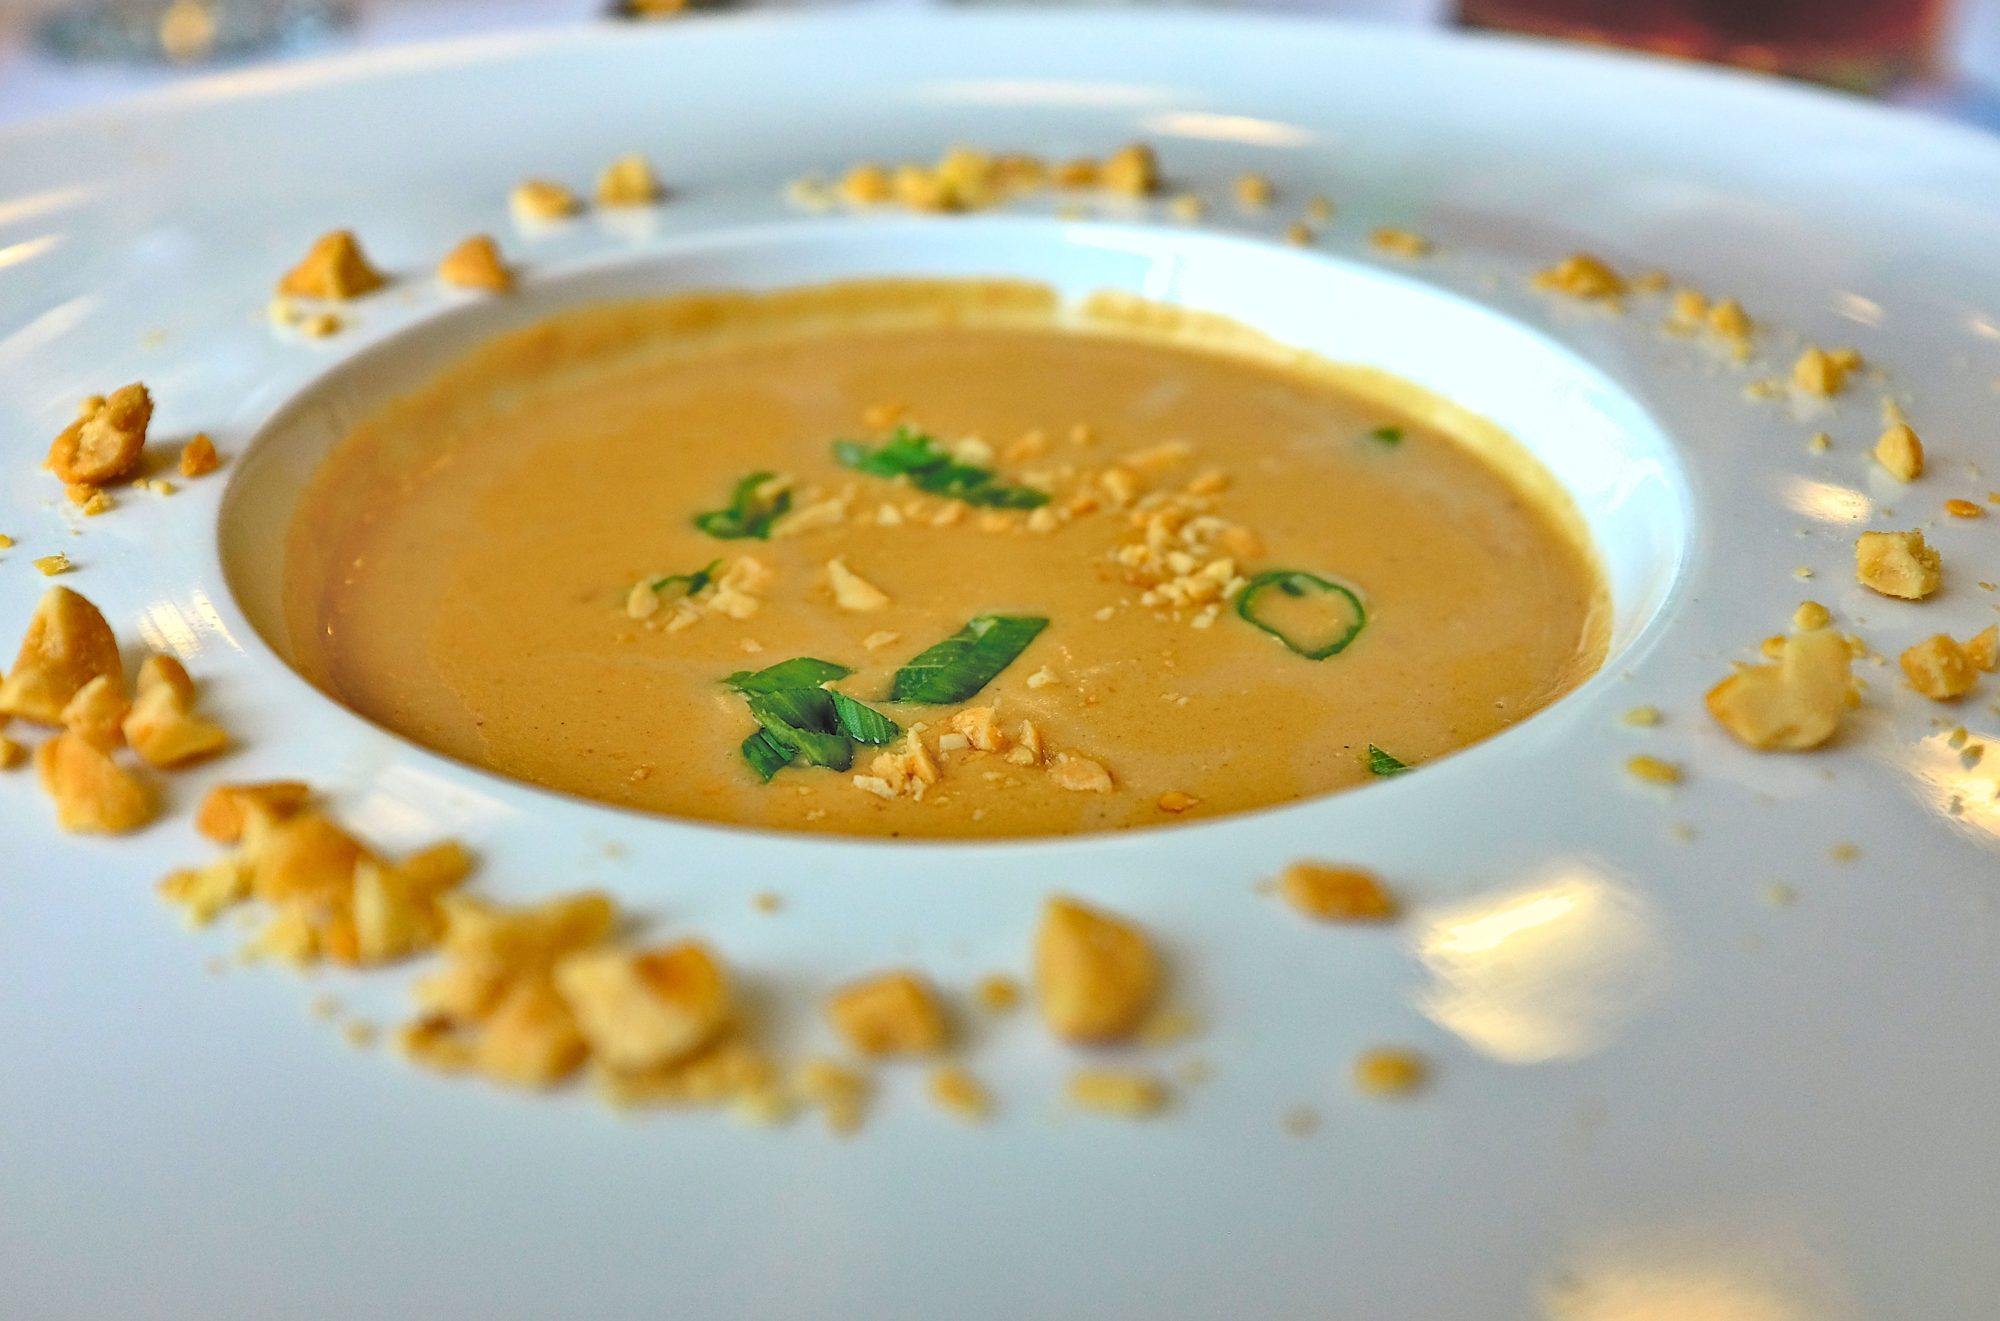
[1457,0,1949,92]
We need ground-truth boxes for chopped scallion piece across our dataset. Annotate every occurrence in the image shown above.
[1368,425,1404,446]
[725,657,899,781]
[651,558,721,599]
[889,615,1049,704]
[1235,569,1366,660]
[694,471,791,540]
[834,427,1049,509]
[1366,744,1411,777]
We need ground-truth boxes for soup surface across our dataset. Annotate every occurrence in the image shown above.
[286,280,1606,838]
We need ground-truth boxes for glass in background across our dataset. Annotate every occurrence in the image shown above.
[1456,0,1950,92]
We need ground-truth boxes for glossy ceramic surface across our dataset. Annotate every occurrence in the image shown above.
[3,14,1999,1319]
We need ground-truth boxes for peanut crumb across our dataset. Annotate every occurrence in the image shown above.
[1830,843,1860,862]
[1048,752,1113,793]
[1352,1046,1428,1098]
[751,891,783,914]
[47,383,150,487]
[276,230,385,300]
[975,974,1021,1012]
[1706,626,1856,751]
[1793,345,1857,396]
[1621,705,1662,727]
[1068,1068,1166,1118]
[341,1020,379,1050]
[796,1058,870,1135]
[1370,227,1432,258]
[1283,221,1313,246]
[1025,665,1056,689]
[1304,193,1335,223]
[1874,423,1925,482]
[860,630,900,652]
[1855,529,1941,599]
[1277,861,1397,922]
[825,970,949,1057]
[1166,192,1204,221]
[1625,754,1682,785]
[1035,896,1159,1044]
[926,1065,992,1122]
[32,554,71,576]
[0,737,23,770]
[1232,172,1274,209]
[1533,252,1626,300]
[1945,498,1984,519]
[1900,633,1983,701]
[1156,789,1199,813]
[825,556,891,611]
[596,153,664,206]
[1808,431,1831,453]
[1793,601,1831,631]
[437,234,512,293]
[510,179,581,223]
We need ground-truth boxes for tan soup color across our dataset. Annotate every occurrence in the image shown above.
[286,280,1607,839]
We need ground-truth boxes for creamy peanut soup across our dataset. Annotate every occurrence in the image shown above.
[285,280,1607,838]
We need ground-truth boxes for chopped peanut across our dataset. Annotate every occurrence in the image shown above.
[1793,600,1831,631]
[1707,297,1752,342]
[825,970,949,1057]
[975,974,1021,1012]
[1900,634,1982,701]
[1068,1068,1166,1117]
[0,736,23,769]
[1706,626,1856,751]
[1156,789,1200,813]
[195,780,311,842]
[1622,705,1662,727]
[1874,423,1924,482]
[1533,253,1625,300]
[475,978,587,1088]
[1049,752,1113,793]
[1352,1046,1428,1098]
[121,653,227,767]
[437,234,512,293]
[31,554,72,577]
[179,432,219,478]
[1625,754,1683,785]
[596,153,664,206]
[1034,896,1160,1044]
[58,673,128,751]
[1232,173,1274,209]
[1277,861,1398,922]
[0,586,123,725]
[948,706,1005,753]
[555,943,731,1072]
[510,179,581,223]
[34,730,153,833]
[1945,498,1984,519]
[1966,625,1999,673]
[277,231,385,300]
[1792,346,1856,396]
[47,383,151,486]
[839,162,892,205]
[1100,142,1160,197]
[1855,529,1941,600]
[825,556,890,611]
[1006,720,1044,766]
[926,1065,991,1121]
[1370,227,1432,258]
[796,1057,871,1135]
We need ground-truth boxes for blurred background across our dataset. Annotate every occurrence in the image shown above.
[1,0,1997,127]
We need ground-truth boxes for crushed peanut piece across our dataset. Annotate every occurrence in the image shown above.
[1352,1047,1428,1098]
[1855,529,1941,600]
[1035,896,1160,1044]
[1874,423,1924,482]
[0,586,122,725]
[1370,227,1432,258]
[1945,498,1983,519]
[1048,752,1113,793]
[1625,754,1683,785]
[975,974,1021,1012]
[195,780,310,842]
[59,673,127,751]
[1793,346,1857,396]
[1533,252,1626,301]
[1166,192,1204,221]
[437,234,512,293]
[121,653,227,767]
[34,730,153,833]
[177,432,219,478]
[596,153,664,206]
[0,736,23,770]
[948,705,1005,753]
[796,1057,870,1135]
[1068,1068,1166,1118]
[554,942,731,1072]
[510,179,581,223]
[1900,633,1983,701]
[277,230,385,300]
[1100,142,1160,197]
[1622,705,1662,727]
[47,383,151,486]
[32,554,72,576]
[1793,601,1831,631]
[1706,626,1856,751]
[1808,431,1832,453]
[826,970,949,1057]
[825,555,890,611]
[1707,297,1753,342]
[839,162,892,205]
[1156,789,1200,813]
[1232,173,1274,209]
[1277,861,1397,922]
[1965,625,1998,673]
[926,1065,991,1121]
[1305,193,1335,223]
[1283,221,1313,246]
[861,629,900,651]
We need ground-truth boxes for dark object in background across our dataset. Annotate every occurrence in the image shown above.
[1458,0,1948,92]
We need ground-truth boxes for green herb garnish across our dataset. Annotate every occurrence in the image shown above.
[834,427,1050,509]
[889,615,1049,704]
[725,657,900,781]
[650,558,721,600]
[1368,426,1404,446]
[1235,569,1366,660]
[1366,744,1411,777]
[694,471,791,540]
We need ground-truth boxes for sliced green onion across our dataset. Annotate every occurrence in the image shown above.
[834,427,1049,509]
[1368,425,1404,446]
[694,471,791,540]
[1235,570,1366,660]
[1366,744,1411,777]
[889,615,1049,704]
